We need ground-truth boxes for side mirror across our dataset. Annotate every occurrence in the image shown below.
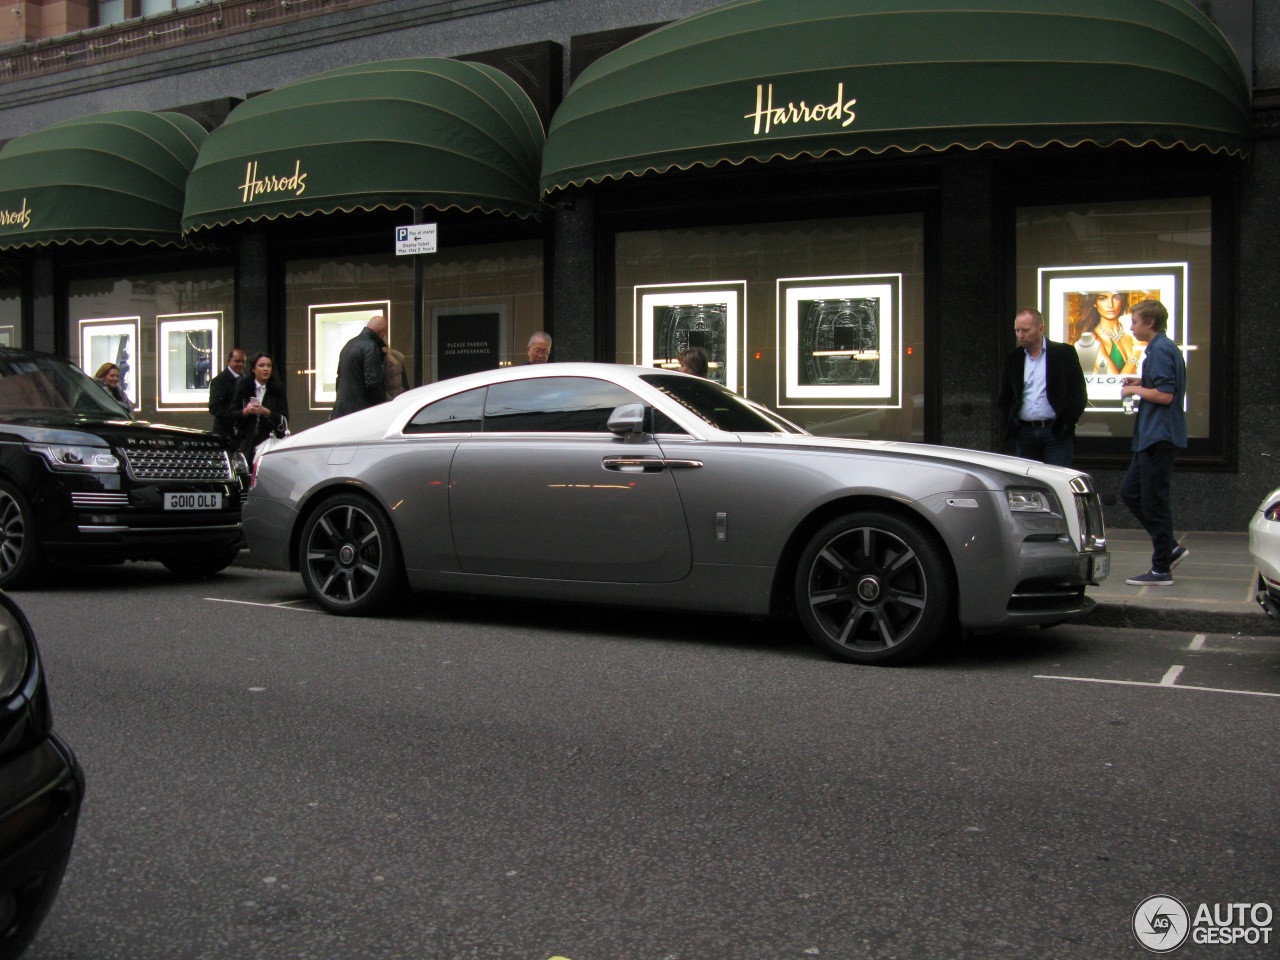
[607,402,647,439]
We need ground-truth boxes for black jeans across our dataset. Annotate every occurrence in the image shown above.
[1119,442,1178,573]
[1014,422,1073,467]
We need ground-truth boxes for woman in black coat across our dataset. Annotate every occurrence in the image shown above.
[232,352,289,457]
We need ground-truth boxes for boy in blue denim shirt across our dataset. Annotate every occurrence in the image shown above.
[1119,300,1188,585]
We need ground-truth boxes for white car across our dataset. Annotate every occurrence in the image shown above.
[1247,485,1280,621]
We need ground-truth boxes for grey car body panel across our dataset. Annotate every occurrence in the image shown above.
[245,363,1104,629]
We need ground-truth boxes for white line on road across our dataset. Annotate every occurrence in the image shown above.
[1160,665,1185,685]
[1035,674,1280,698]
[1189,634,1205,650]
[205,597,322,613]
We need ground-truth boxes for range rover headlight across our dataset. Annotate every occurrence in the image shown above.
[232,451,251,477]
[27,443,120,472]
[1006,488,1056,513]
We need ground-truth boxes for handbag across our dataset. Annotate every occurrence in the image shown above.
[274,415,290,439]
[254,433,284,460]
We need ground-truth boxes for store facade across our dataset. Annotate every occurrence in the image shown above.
[0,0,1274,529]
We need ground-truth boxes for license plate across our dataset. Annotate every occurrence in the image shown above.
[1089,553,1110,582]
[164,492,222,511]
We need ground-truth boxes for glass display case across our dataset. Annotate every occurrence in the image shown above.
[157,313,220,410]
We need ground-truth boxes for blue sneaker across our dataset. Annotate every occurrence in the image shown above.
[1127,570,1174,586]
[1169,544,1189,569]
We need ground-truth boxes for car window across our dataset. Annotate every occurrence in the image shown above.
[484,377,642,433]
[404,386,486,434]
[0,352,127,418]
[641,374,805,434]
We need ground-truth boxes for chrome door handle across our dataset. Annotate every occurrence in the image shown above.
[603,456,667,473]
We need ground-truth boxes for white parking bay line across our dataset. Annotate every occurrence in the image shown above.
[1035,674,1280,699]
[1160,665,1185,685]
[205,597,322,613]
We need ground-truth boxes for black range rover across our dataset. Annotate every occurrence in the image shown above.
[0,347,250,588]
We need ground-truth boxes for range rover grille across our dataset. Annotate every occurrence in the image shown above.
[122,447,234,481]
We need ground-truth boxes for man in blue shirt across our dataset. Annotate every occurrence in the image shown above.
[996,307,1087,466]
[1119,300,1188,585]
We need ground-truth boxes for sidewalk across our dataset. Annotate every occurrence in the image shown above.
[1083,529,1278,636]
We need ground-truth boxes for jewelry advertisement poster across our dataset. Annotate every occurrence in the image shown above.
[308,300,391,408]
[79,317,140,409]
[428,300,509,381]
[1039,263,1188,410]
[156,313,221,410]
[635,282,745,392]
[777,275,901,409]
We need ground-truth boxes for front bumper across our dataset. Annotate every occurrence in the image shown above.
[0,733,84,956]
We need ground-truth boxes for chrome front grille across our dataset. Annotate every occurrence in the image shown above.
[122,447,234,481]
[71,492,129,508]
[1069,475,1107,551]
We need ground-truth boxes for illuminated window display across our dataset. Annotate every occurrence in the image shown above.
[0,286,19,347]
[617,215,924,440]
[79,317,139,409]
[308,301,391,408]
[1016,198,1210,440]
[778,275,900,408]
[635,282,744,391]
[157,313,221,410]
[69,269,236,428]
[1039,264,1187,412]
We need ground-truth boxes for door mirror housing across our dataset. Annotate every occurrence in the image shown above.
[607,402,647,439]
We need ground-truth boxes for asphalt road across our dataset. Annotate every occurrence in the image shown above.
[14,564,1280,960]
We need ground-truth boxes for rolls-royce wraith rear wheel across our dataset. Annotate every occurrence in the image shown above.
[0,482,47,589]
[795,510,952,665]
[298,493,404,615]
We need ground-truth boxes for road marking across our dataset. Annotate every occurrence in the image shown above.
[1189,634,1205,650]
[205,597,322,613]
[1035,674,1280,698]
[1160,664,1184,685]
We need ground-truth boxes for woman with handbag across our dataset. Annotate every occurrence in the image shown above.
[232,352,289,458]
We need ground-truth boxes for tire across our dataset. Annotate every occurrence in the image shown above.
[163,545,242,579]
[795,510,952,665]
[298,493,404,615]
[0,481,47,589]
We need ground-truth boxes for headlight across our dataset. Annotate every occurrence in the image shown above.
[232,451,251,477]
[0,605,29,699]
[27,443,120,472]
[1265,502,1280,523]
[1007,488,1056,513]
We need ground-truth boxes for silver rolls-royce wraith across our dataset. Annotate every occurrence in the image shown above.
[244,364,1108,665]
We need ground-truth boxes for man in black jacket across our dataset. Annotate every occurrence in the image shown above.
[207,347,246,437]
[997,307,1087,467]
[331,314,389,420]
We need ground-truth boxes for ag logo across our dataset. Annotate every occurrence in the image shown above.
[1133,895,1190,953]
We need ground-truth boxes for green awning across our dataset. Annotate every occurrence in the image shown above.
[183,57,545,233]
[541,0,1251,195]
[0,110,206,250]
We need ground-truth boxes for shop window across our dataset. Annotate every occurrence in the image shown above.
[0,287,21,348]
[1015,197,1212,444]
[284,241,542,434]
[616,215,925,440]
[68,269,235,430]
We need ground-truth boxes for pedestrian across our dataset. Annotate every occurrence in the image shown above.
[93,362,133,416]
[677,346,708,378]
[331,314,389,419]
[208,347,247,437]
[525,331,551,364]
[1119,299,1188,585]
[996,306,1086,467]
[231,352,288,458]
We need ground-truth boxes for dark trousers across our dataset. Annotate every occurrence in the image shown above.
[1119,443,1178,573]
[1014,422,1073,467]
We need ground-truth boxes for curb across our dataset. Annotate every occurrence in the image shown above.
[1081,601,1280,637]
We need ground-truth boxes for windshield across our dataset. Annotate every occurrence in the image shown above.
[0,352,133,419]
[641,374,806,435]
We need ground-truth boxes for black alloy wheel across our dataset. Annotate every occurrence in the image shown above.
[299,493,403,615]
[795,510,952,665]
[0,482,47,589]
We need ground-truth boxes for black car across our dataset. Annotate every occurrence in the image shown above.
[0,589,83,960]
[0,348,250,588]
